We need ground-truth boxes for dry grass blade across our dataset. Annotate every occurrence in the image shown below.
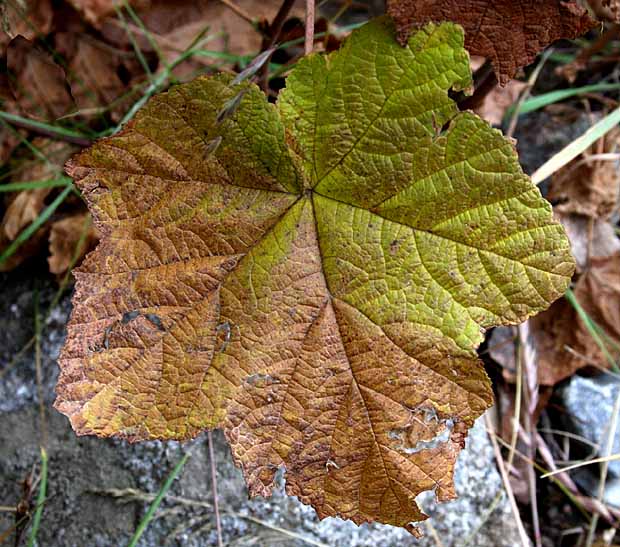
[518,320,541,547]
[585,388,620,547]
[531,107,620,184]
[207,432,223,547]
[541,453,620,479]
[484,413,531,547]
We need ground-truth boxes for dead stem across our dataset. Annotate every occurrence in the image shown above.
[484,412,531,547]
[207,432,223,547]
[217,0,255,25]
[305,0,315,55]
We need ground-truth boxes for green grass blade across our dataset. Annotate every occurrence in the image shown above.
[531,106,620,184]
[510,82,620,117]
[0,111,92,142]
[127,452,190,547]
[26,447,48,547]
[114,5,152,79]
[0,178,72,192]
[123,1,167,68]
[0,184,73,265]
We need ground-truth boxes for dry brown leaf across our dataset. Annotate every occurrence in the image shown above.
[100,0,303,75]
[54,33,129,120]
[589,0,620,21]
[6,36,75,120]
[489,300,582,386]
[474,80,528,126]
[0,139,76,271]
[66,0,149,27]
[48,213,98,275]
[558,214,620,272]
[573,253,620,361]
[3,186,52,241]
[387,0,597,85]
[549,129,620,219]
[0,0,53,52]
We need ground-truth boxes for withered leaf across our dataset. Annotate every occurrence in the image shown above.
[549,129,620,219]
[55,18,574,533]
[387,0,597,85]
[6,36,76,120]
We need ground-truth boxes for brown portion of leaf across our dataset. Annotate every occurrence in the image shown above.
[387,0,597,85]
[55,75,300,439]
[6,36,75,120]
[549,129,620,219]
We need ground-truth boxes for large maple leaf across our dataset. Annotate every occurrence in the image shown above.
[387,0,597,85]
[55,18,575,533]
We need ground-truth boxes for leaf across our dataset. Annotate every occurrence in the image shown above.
[6,36,76,120]
[387,0,597,85]
[548,128,620,219]
[55,17,574,533]
[0,0,53,51]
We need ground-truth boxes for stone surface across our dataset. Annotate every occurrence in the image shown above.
[560,373,620,507]
[561,374,620,477]
[0,267,525,546]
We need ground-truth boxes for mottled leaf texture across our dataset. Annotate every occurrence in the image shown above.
[55,18,574,534]
[387,0,597,85]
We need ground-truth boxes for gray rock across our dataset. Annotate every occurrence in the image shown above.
[560,374,620,507]
[561,374,620,478]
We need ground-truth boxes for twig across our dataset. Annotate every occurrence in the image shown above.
[207,432,223,547]
[236,514,330,547]
[519,320,541,547]
[541,453,620,479]
[484,412,531,547]
[506,49,553,138]
[305,0,315,55]
[258,0,297,90]
[425,519,446,547]
[218,0,256,25]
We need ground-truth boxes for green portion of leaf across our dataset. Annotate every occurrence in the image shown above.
[279,19,472,204]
